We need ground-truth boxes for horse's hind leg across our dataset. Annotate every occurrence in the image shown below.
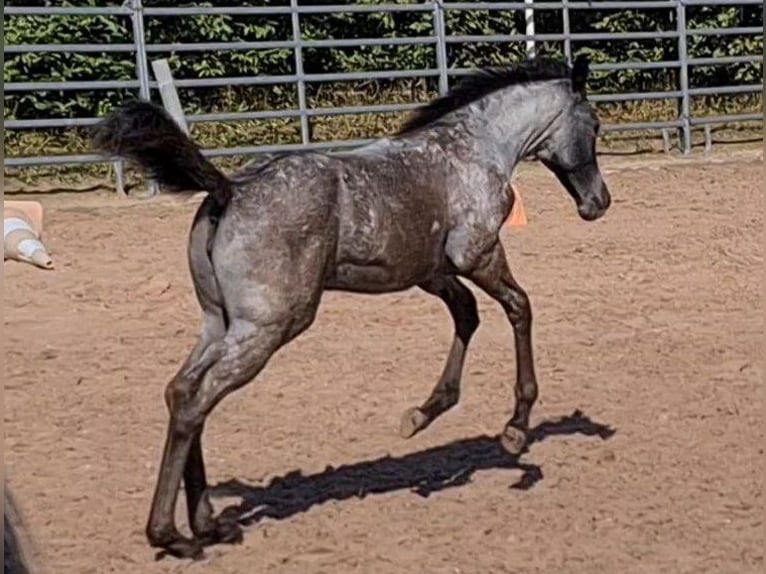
[466,243,538,455]
[146,305,316,558]
[145,311,226,559]
[173,197,231,546]
[400,275,480,438]
[173,329,229,546]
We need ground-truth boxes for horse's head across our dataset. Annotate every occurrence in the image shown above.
[533,56,611,221]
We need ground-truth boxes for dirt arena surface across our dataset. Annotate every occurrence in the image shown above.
[5,150,763,574]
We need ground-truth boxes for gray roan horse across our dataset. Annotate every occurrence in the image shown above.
[91,55,611,559]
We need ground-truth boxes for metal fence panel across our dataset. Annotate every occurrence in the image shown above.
[3,0,763,171]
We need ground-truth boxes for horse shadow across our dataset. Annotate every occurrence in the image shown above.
[209,409,616,527]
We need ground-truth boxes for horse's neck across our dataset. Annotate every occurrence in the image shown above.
[414,88,564,213]
[476,84,566,169]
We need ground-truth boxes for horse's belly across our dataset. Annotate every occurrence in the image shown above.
[326,234,443,293]
[324,262,431,293]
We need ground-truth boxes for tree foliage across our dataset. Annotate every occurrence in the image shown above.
[3,0,762,121]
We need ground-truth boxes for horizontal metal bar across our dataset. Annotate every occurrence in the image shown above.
[4,6,131,16]
[683,0,763,5]
[446,30,680,44]
[5,78,756,101]
[451,62,684,77]
[686,26,763,36]
[4,117,100,130]
[3,139,370,167]
[4,68,440,93]
[590,90,684,102]
[154,69,440,89]
[7,112,763,168]
[5,0,760,18]
[448,61,683,78]
[601,120,683,131]
[4,43,137,54]
[4,153,112,167]
[442,1,678,9]
[7,84,758,132]
[687,84,762,96]
[4,80,141,92]
[204,139,375,158]
[4,108,429,134]
[186,102,425,124]
[591,61,682,71]
[10,89,757,132]
[688,55,763,66]
[144,36,437,53]
[144,4,436,16]
[273,102,425,118]
[689,113,762,125]
[8,36,757,59]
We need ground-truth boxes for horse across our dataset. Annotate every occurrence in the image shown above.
[90,55,611,559]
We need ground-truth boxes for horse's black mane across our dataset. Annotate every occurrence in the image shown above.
[397,57,573,135]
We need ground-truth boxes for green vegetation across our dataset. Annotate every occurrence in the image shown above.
[4,0,762,187]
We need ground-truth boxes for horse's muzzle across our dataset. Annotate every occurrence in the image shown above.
[577,186,611,221]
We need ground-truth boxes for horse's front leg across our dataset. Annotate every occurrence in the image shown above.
[466,243,538,455]
[400,275,480,438]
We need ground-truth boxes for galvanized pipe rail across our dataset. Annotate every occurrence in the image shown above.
[3,0,763,170]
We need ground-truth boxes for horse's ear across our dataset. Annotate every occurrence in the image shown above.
[571,54,590,96]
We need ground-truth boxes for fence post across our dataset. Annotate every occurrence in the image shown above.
[290,0,311,146]
[433,0,449,95]
[676,0,692,154]
[562,0,572,65]
[151,59,189,135]
[129,0,151,100]
[118,0,153,196]
[524,0,536,58]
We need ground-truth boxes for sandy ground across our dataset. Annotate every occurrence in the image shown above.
[4,150,763,574]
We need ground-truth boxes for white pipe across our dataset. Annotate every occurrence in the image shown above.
[524,0,535,58]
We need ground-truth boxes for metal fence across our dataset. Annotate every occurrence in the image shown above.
[4,0,763,172]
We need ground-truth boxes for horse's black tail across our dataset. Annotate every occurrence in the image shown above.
[90,100,232,206]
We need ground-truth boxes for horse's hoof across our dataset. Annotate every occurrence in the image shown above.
[150,534,205,561]
[499,425,527,455]
[399,407,429,438]
[216,520,244,545]
[198,517,244,547]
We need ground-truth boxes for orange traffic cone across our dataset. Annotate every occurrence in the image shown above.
[4,200,54,270]
[507,185,528,227]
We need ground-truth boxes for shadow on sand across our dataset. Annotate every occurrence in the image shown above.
[209,409,616,527]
